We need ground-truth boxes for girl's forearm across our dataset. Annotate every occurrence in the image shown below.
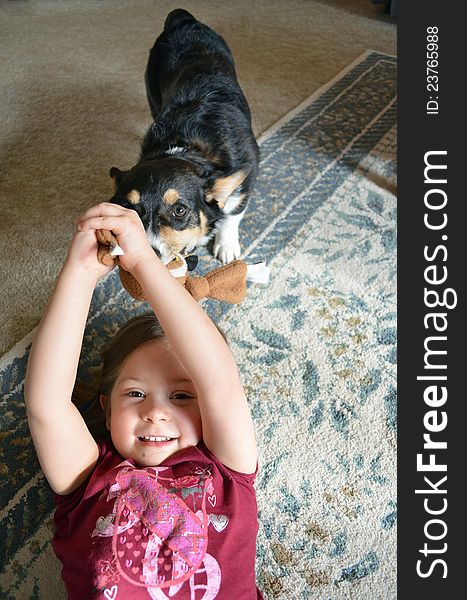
[132,255,241,393]
[25,264,97,418]
[134,255,257,473]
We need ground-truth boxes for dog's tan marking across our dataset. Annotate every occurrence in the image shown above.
[160,227,196,254]
[160,219,208,254]
[206,171,247,207]
[127,189,141,205]
[163,188,180,205]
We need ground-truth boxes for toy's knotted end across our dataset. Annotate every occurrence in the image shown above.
[184,260,271,304]
[187,260,248,303]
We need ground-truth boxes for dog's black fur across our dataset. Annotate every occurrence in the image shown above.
[109,9,259,263]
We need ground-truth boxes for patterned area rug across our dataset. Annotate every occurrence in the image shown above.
[0,51,396,599]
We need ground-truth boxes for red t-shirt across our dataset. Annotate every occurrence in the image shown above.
[53,440,263,599]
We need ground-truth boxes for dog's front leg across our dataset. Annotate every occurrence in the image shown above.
[213,210,245,264]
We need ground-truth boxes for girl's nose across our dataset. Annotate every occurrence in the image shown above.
[141,397,171,422]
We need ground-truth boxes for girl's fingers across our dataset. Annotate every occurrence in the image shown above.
[77,203,143,233]
[77,215,135,235]
[77,203,135,226]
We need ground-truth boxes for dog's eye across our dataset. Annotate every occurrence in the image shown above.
[173,204,188,218]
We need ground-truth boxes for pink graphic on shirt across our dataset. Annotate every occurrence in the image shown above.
[94,464,223,597]
[113,468,208,588]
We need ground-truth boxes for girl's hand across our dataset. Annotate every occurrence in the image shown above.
[77,203,155,272]
[65,228,115,281]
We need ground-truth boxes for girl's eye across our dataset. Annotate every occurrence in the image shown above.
[171,393,191,401]
[128,391,145,398]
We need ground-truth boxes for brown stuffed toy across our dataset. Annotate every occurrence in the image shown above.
[96,229,264,304]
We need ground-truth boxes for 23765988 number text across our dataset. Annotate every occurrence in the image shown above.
[426,26,439,115]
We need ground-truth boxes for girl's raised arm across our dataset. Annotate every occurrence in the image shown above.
[132,254,258,474]
[24,230,110,494]
[79,204,258,474]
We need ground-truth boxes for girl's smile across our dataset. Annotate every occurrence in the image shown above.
[137,435,176,443]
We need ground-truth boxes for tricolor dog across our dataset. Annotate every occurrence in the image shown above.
[109,9,259,264]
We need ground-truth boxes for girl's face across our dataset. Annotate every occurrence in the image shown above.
[104,339,202,466]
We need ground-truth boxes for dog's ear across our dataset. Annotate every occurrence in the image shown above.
[206,170,249,208]
[109,167,126,189]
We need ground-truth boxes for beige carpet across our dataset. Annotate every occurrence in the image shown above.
[0,0,395,357]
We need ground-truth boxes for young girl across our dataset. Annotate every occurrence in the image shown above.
[25,203,262,599]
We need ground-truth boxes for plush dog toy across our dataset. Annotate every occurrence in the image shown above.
[96,230,269,303]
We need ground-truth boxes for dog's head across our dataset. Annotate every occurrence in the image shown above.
[109,157,247,262]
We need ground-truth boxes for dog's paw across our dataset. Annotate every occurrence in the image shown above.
[213,233,241,264]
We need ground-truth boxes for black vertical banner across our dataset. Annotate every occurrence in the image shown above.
[398,3,464,598]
